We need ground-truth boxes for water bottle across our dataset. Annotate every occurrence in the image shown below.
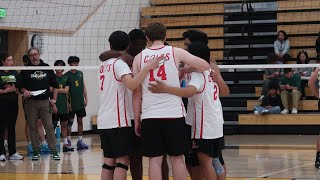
[56,122,61,150]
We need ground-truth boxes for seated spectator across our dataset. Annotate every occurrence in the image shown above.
[254,83,283,115]
[280,68,302,114]
[259,53,282,101]
[316,32,320,62]
[274,30,291,63]
[294,50,313,98]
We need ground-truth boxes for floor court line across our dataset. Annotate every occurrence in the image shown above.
[248,162,314,180]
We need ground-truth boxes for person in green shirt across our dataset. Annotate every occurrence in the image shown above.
[52,60,74,152]
[280,68,302,114]
[65,56,89,150]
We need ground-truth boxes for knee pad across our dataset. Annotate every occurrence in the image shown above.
[116,163,128,170]
[102,163,115,171]
[212,158,225,175]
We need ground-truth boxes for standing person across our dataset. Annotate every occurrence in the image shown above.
[22,54,49,154]
[0,54,24,161]
[65,56,89,150]
[99,29,170,180]
[148,42,227,180]
[19,47,60,160]
[308,67,320,168]
[52,60,74,152]
[274,30,291,63]
[294,50,313,98]
[132,22,210,180]
[98,30,161,180]
[280,68,302,114]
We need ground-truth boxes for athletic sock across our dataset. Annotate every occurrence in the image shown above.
[64,138,68,145]
[41,141,47,145]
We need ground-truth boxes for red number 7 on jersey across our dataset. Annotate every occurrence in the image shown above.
[149,65,167,81]
[100,75,105,91]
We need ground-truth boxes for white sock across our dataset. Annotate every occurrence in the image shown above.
[28,142,32,144]
[67,136,71,140]
[4,140,7,145]
[64,138,68,145]
[78,136,82,141]
[41,141,47,145]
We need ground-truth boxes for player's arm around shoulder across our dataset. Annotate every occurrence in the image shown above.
[210,62,230,96]
[308,67,320,98]
[173,47,210,72]
[122,53,162,91]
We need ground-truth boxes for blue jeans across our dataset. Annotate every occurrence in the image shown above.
[253,106,281,114]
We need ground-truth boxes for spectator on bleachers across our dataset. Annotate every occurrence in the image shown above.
[274,30,291,63]
[294,50,313,98]
[280,68,301,114]
[259,53,282,101]
[316,32,320,62]
[254,83,283,115]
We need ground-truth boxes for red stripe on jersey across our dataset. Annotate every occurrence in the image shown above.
[181,102,185,117]
[172,47,179,71]
[124,89,129,127]
[200,101,204,139]
[113,58,121,82]
[193,102,197,139]
[116,90,121,128]
[196,72,206,94]
[147,45,166,50]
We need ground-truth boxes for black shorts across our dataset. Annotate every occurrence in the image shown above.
[194,137,223,158]
[184,124,193,165]
[100,127,133,158]
[69,108,86,118]
[52,114,70,122]
[141,117,186,157]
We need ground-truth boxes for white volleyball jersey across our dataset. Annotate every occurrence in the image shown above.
[140,45,185,119]
[185,70,224,139]
[127,90,134,120]
[97,58,132,129]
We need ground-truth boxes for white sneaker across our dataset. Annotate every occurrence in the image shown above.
[254,111,259,115]
[258,95,265,101]
[8,153,24,160]
[291,108,298,114]
[281,109,289,114]
[0,154,6,161]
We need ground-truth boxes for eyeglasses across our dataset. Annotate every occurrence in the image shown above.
[29,53,39,57]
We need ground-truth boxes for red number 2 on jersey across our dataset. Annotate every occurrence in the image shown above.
[149,65,167,81]
[100,75,105,91]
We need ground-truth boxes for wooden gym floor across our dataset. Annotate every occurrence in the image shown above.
[0,134,319,179]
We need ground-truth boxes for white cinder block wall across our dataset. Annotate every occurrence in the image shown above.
[0,0,150,131]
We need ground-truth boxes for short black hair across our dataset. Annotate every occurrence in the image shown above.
[284,68,292,74]
[68,56,80,64]
[54,60,66,66]
[268,80,279,91]
[182,30,208,45]
[267,53,279,64]
[22,54,29,63]
[128,29,146,43]
[188,42,210,63]
[109,31,130,51]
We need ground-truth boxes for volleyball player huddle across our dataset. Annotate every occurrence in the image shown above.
[97,22,229,180]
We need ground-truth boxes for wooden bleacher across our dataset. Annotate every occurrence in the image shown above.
[247,100,318,111]
[166,28,224,39]
[239,114,320,125]
[150,0,243,5]
[255,87,314,97]
[167,39,224,49]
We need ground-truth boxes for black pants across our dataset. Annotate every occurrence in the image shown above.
[0,100,19,156]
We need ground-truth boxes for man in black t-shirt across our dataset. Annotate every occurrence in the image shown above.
[19,47,60,161]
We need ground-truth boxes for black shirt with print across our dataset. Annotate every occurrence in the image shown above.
[19,60,58,100]
[0,70,19,102]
